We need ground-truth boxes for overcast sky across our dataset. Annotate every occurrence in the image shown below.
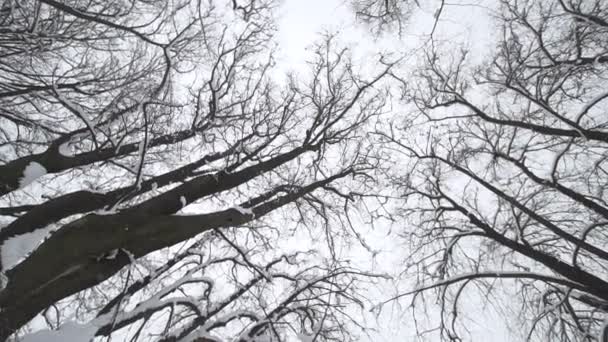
[273,1,514,341]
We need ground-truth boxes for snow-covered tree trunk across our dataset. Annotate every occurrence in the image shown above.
[0,1,392,340]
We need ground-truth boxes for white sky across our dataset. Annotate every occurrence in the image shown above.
[0,1,579,341]
[274,1,513,341]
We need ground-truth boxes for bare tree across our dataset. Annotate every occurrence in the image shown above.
[372,0,608,340]
[25,231,383,342]
[351,0,419,35]
[0,1,392,340]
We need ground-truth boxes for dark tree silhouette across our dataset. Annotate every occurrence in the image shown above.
[0,1,392,340]
[364,0,608,340]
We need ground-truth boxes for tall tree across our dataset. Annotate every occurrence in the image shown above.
[372,0,608,340]
[0,0,391,340]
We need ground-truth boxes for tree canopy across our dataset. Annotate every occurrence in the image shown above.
[1,0,607,341]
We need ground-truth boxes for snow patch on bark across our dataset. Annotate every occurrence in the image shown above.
[233,205,254,216]
[105,249,119,260]
[58,141,74,157]
[95,207,117,215]
[1,226,54,271]
[20,320,98,342]
[19,162,47,188]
